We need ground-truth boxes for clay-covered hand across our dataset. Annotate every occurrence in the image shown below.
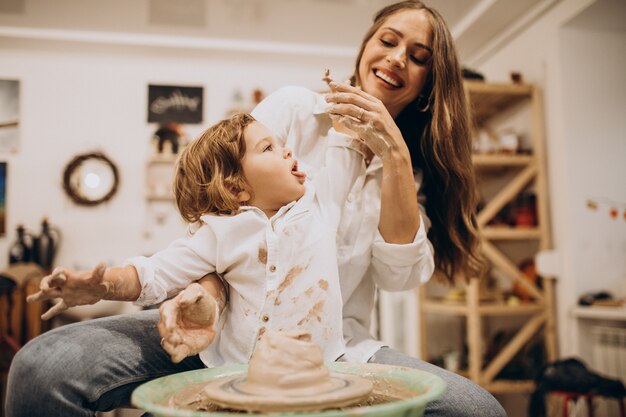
[325,81,407,160]
[158,282,219,363]
[27,263,109,320]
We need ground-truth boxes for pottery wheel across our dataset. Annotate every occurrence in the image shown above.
[201,330,373,412]
[202,371,372,412]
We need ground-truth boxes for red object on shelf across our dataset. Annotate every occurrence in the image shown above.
[550,391,625,417]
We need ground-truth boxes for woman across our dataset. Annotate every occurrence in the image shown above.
[6,2,505,416]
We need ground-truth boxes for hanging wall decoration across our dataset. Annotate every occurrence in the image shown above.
[147,84,203,124]
[586,196,626,221]
[0,79,19,153]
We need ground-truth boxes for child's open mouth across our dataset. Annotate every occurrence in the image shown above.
[291,160,306,183]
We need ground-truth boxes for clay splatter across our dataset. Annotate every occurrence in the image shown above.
[257,327,266,340]
[277,265,303,294]
[318,279,328,291]
[297,300,325,326]
[258,245,267,264]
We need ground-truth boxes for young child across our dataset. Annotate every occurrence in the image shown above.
[29,109,367,368]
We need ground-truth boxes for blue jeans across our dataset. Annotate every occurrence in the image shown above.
[6,310,506,417]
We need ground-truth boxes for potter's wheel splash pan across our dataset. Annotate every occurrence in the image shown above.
[132,362,446,417]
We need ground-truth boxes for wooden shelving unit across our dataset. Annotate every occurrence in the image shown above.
[418,81,557,394]
[146,153,179,201]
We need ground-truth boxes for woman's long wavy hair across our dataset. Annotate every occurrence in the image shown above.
[352,1,483,284]
[174,113,254,222]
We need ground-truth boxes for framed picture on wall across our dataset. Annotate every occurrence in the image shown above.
[0,162,6,236]
[147,84,203,124]
[0,79,19,153]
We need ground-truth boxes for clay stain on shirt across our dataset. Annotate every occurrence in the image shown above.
[277,265,303,294]
[258,245,268,264]
[297,299,325,326]
[318,279,329,291]
[257,327,266,340]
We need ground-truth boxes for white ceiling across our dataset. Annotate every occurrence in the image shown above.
[0,0,561,64]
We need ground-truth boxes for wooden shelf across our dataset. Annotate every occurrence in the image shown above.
[146,193,174,202]
[571,306,626,321]
[481,226,542,240]
[485,379,535,394]
[465,81,533,126]
[419,81,554,396]
[148,154,179,164]
[423,300,544,316]
[472,154,534,167]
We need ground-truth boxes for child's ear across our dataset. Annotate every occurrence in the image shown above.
[235,189,251,203]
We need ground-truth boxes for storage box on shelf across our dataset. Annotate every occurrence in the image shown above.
[417,81,557,395]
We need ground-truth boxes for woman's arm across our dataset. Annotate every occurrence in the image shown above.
[325,81,420,243]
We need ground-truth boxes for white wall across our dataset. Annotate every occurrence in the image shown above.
[0,39,354,270]
[476,0,626,358]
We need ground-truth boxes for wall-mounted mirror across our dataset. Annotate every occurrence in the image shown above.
[62,152,119,206]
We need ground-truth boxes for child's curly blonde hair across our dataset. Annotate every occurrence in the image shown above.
[174,113,255,222]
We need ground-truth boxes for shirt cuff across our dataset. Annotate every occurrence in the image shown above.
[126,256,168,306]
[371,214,431,267]
[327,129,370,157]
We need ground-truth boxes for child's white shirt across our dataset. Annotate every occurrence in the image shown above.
[127,130,367,367]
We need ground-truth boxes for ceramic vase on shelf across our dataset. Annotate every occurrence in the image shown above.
[31,218,61,271]
[9,224,33,264]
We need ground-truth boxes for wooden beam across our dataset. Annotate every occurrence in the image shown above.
[543,277,558,361]
[467,279,482,382]
[531,87,553,251]
[477,163,537,227]
[481,312,547,384]
[482,241,544,301]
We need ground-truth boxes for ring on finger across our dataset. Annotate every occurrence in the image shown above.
[357,108,365,121]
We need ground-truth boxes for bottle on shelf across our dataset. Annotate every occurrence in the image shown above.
[32,217,61,271]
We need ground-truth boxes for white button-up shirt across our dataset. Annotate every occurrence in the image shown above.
[129,130,367,367]
[252,86,435,362]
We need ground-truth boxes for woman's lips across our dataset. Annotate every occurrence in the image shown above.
[373,68,403,89]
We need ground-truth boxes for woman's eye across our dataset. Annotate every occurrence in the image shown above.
[380,39,394,47]
[410,51,432,66]
[263,144,273,152]
[410,55,427,65]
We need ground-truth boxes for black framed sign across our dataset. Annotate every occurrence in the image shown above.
[147,84,203,124]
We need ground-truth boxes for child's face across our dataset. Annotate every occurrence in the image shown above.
[240,122,306,212]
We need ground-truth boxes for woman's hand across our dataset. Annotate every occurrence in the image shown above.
[27,263,109,320]
[158,282,219,363]
[325,81,408,161]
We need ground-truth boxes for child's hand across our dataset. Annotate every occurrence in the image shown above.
[27,263,109,320]
[158,282,219,363]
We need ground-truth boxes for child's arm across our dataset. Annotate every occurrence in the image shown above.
[158,273,227,363]
[27,263,142,320]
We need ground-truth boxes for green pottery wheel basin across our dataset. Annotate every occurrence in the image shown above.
[132,362,446,417]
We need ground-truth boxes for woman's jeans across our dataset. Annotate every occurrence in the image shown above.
[6,310,506,417]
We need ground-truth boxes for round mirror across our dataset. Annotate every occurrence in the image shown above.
[62,152,119,206]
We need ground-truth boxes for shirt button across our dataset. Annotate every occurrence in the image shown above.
[269,265,276,272]
[261,315,270,322]
[347,193,354,202]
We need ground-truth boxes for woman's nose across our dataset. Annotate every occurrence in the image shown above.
[386,48,406,69]
[283,147,292,158]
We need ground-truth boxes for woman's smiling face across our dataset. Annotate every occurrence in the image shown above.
[358,9,433,118]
